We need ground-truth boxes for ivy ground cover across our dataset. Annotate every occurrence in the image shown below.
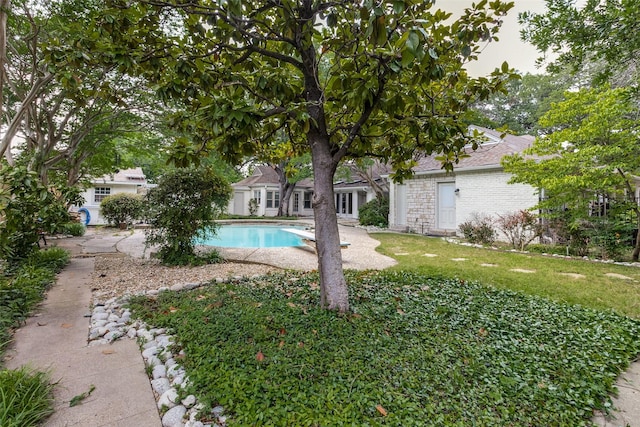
[129,271,640,426]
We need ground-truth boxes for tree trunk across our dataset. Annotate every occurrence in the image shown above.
[274,164,295,217]
[278,182,295,217]
[0,0,8,129]
[310,138,349,312]
[633,207,640,262]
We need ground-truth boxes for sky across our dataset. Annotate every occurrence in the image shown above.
[438,0,549,76]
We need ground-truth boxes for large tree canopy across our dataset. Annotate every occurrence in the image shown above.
[502,86,640,260]
[0,0,170,187]
[471,72,575,135]
[520,0,640,84]
[76,0,517,311]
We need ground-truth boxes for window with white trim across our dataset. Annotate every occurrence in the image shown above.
[94,187,111,203]
[253,190,262,205]
[304,192,312,209]
[266,191,280,208]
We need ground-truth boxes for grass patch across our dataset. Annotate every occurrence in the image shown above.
[0,367,55,427]
[373,233,640,318]
[129,271,640,426]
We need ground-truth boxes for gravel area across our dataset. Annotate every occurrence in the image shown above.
[90,255,279,301]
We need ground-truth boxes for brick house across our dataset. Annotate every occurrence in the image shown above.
[387,126,539,235]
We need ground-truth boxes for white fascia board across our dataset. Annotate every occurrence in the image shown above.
[411,164,503,176]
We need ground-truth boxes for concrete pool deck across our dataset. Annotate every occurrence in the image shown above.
[116,220,398,271]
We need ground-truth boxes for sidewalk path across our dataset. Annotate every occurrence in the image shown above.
[4,239,161,426]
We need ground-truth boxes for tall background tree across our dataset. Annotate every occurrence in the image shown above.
[502,86,640,260]
[0,0,182,261]
[471,72,575,135]
[0,0,170,185]
[510,0,640,261]
[520,0,640,86]
[74,0,517,311]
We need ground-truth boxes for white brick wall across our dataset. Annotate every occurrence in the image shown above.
[455,170,539,227]
[390,169,539,238]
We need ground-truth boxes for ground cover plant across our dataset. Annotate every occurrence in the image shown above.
[0,247,68,426]
[0,247,69,352]
[0,368,55,427]
[129,270,640,426]
[372,233,640,318]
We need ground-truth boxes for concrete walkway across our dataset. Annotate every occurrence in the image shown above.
[593,360,640,427]
[4,235,161,427]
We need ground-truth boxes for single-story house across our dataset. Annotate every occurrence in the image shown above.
[76,167,148,225]
[228,165,315,217]
[333,162,390,220]
[333,179,377,220]
[387,126,539,235]
[228,164,390,219]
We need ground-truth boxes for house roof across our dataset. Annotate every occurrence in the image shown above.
[412,126,535,174]
[333,161,391,189]
[232,165,313,189]
[92,167,147,185]
[334,177,386,189]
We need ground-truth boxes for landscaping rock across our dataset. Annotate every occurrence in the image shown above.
[151,378,171,395]
[142,346,158,359]
[153,364,167,380]
[162,405,187,427]
[182,394,197,408]
[157,388,179,409]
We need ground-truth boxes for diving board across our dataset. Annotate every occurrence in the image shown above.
[282,228,350,250]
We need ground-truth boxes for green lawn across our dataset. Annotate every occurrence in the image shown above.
[372,232,640,318]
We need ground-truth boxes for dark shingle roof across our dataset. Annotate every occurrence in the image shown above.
[233,165,279,186]
[413,126,534,173]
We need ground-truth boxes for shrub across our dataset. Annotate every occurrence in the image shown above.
[458,213,496,245]
[0,165,71,263]
[100,193,144,228]
[0,367,55,427]
[144,167,231,266]
[59,222,85,236]
[586,216,635,261]
[495,210,543,251]
[358,197,389,227]
[248,198,259,216]
[0,162,81,263]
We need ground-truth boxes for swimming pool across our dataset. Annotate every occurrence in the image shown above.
[197,224,307,248]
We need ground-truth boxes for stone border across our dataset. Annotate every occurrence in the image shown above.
[87,277,263,427]
[443,237,640,268]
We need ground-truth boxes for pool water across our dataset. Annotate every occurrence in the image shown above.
[197,224,306,248]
